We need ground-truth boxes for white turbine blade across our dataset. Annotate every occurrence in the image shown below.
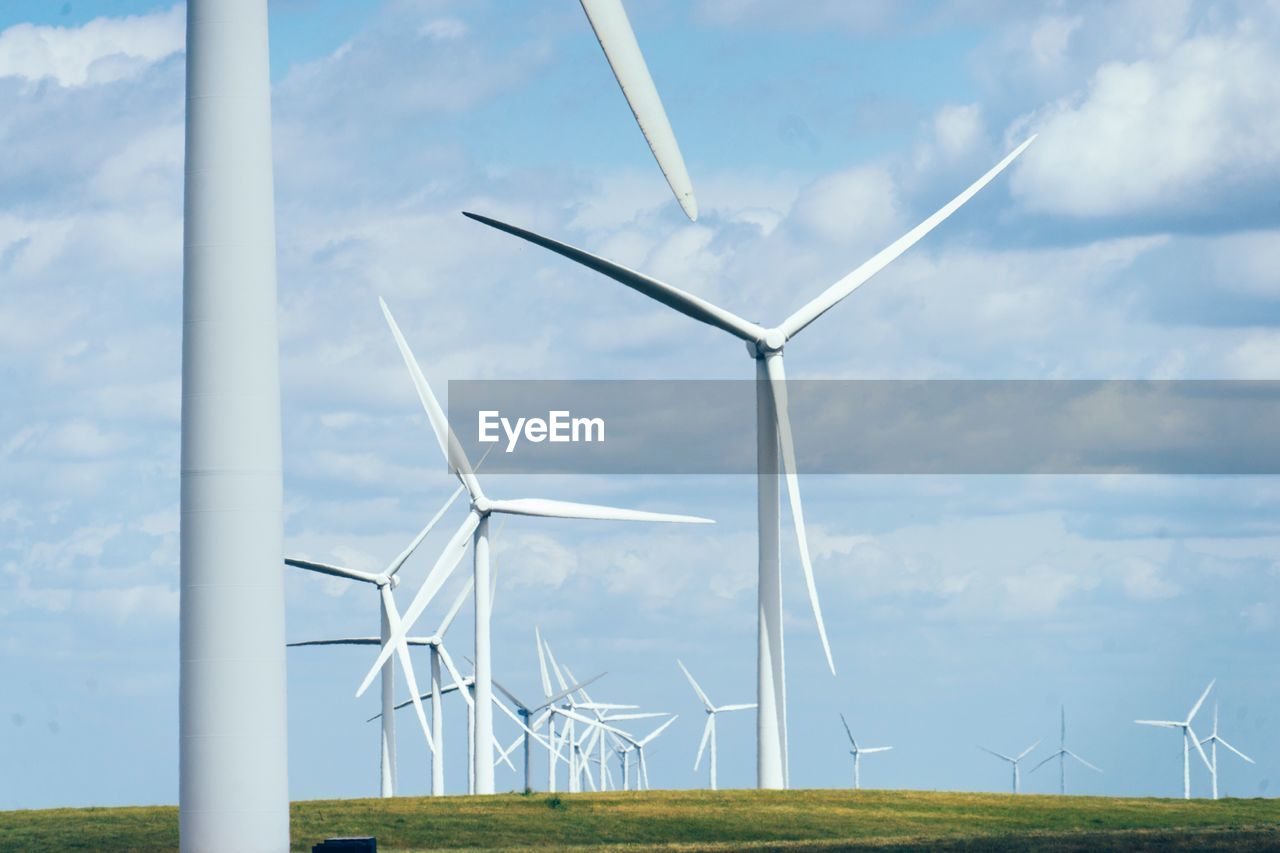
[1029,751,1062,774]
[355,511,479,698]
[764,353,835,674]
[284,558,380,585]
[978,745,1013,763]
[860,747,892,754]
[640,714,678,746]
[558,707,626,736]
[488,497,712,525]
[288,638,381,647]
[1016,740,1041,761]
[602,712,668,722]
[497,732,524,767]
[535,627,553,697]
[537,673,608,713]
[386,484,467,580]
[435,574,475,639]
[462,212,765,343]
[491,677,530,713]
[839,713,857,749]
[694,715,713,771]
[574,702,637,712]
[378,297,481,497]
[1186,679,1216,725]
[778,135,1037,340]
[1187,725,1213,772]
[1065,750,1103,773]
[717,703,756,713]
[380,586,435,756]
[579,0,697,221]
[543,641,571,693]
[1134,720,1181,728]
[677,660,714,710]
[436,646,475,709]
[1216,738,1255,764]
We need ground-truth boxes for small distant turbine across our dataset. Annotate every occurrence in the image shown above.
[979,741,1041,794]
[1136,679,1215,799]
[1030,706,1101,795]
[579,0,698,220]
[678,660,754,791]
[621,715,679,791]
[838,713,892,791]
[1199,702,1254,800]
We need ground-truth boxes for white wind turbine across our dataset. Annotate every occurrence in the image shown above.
[1029,706,1101,795]
[579,0,697,220]
[838,713,891,791]
[491,670,605,792]
[1199,702,1254,800]
[356,298,713,795]
[678,660,754,791]
[563,662,668,793]
[1136,679,1215,799]
[284,489,464,798]
[463,136,1035,788]
[979,741,1041,794]
[621,715,679,791]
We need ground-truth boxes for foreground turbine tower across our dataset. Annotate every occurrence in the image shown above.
[180,1,289,850]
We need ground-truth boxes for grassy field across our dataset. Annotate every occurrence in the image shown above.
[3,789,1278,852]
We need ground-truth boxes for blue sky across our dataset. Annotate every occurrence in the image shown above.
[2,0,1279,809]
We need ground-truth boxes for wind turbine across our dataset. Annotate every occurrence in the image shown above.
[284,489,463,797]
[1199,702,1254,800]
[621,715,679,790]
[579,0,697,220]
[462,136,1035,788]
[1029,706,1101,795]
[356,298,713,795]
[490,671,605,792]
[838,713,891,791]
[978,741,1041,794]
[1136,679,1215,799]
[678,660,754,790]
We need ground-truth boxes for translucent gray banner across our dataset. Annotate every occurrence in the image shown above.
[445,380,1280,474]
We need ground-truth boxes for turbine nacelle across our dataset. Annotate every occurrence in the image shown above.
[745,329,787,359]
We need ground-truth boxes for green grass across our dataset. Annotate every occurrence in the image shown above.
[2,789,1278,852]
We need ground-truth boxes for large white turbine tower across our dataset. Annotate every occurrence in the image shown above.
[978,741,1040,794]
[580,0,698,220]
[838,713,892,791]
[678,660,755,790]
[1136,679,1215,799]
[1029,707,1101,795]
[1200,702,1255,800]
[463,137,1034,788]
[180,1,288,849]
[356,299,712,795]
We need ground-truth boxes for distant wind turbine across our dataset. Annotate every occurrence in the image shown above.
[1029,706,1101,795]
[979,741,1041,794]
[620,715,679,790]
[678,660,754,790]
[1136,679,1215,799]
[579,0,698,220]
[284,488,463,797]
[838,713,892,791]
[1199,702,1254,800]
[463,135,1035,788]
[356,299,713,795]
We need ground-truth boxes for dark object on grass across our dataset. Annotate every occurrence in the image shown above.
[312,837,376,853]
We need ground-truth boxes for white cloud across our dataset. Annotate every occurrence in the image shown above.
[0,5,184,87]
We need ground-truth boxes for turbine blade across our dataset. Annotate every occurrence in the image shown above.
[537,673,608,713]
[355,511,479,698]
[386,484,467,579]
[1217,738,1255,764]
[1134,720,1181,728]
[288,638,383,647]
[778,136,1037,340]
[677,660,714,710]
[601,712,668,721]
[462,212,764,342]
[378,297,482,498]
[284,558,380,585]
[381,586,435,756]
[435,574,475,639]
[436,646,475,709]
[860,747,892,754]
[1029,751,1062,773]
[1065,750,1103,773]
[1187,679,1215,725]
[1187,725,1213,772]
[764,352,835,674]
[491,677,529,712]
[640,714,678,746]
[1017,740,1041,761]
[978,745,1013,762]
[535,627,553,697]
[579,0,697,220]
[839,712,856,748]
[488,497,712,524]
[717,703,756,712]
[694,715,713,771]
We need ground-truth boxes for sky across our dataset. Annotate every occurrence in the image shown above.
[2,0,1279,809]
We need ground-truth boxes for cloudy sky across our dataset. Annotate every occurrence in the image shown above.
[2,0,1279,809]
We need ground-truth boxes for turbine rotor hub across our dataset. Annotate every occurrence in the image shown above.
[472,497,492,515]
[747,330,786,358]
